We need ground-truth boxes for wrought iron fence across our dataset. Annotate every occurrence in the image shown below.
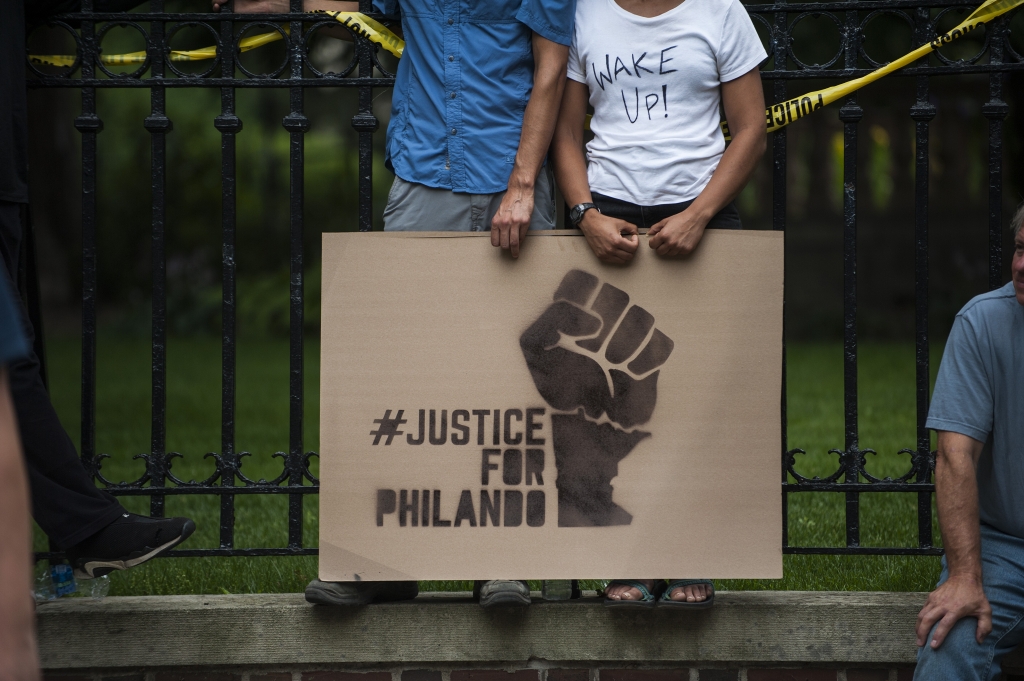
[26,0,1023,562]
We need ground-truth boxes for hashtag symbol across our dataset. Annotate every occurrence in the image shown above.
[370,409,406,445]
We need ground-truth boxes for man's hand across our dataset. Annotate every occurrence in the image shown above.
[915,430,988,651]
[647,207,710,257]
[916,573,992,648]
[579,211,639,264]
[491,32,568,259]
[491,178,534,259]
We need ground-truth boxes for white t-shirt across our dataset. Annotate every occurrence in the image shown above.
[567,0,767,205]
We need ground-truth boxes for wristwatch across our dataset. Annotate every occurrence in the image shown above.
[569,202,599,227]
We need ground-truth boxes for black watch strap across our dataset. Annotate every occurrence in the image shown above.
[570,202,599,226]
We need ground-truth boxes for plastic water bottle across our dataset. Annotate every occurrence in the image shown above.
[51,564,76,597]
[34,564,109,602]
[542,579,573,601]
[84,573,111,598]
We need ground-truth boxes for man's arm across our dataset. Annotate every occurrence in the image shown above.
[915,430,991,649]
[490,33,569,259]
[0,368,39,681]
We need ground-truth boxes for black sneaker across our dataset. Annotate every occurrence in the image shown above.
[474,579,532,608]
[65,512,196,580]
[304,579,418,606]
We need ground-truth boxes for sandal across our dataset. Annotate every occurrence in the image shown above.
[658,579,715,609]
[602,579,664,609]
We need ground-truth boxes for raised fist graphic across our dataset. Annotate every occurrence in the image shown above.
[520,270,674,526]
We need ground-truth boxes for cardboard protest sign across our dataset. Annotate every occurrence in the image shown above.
[319,230,783,581]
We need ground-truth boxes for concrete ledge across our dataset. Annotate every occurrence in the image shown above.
[38,591,934,671]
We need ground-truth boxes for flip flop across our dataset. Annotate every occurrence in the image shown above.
[658,579,715,609]
[602,579,664,608]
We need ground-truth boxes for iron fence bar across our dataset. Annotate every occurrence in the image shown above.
[74,0,101,489]
[911,6,937,551]
[839,0,864,550]
[785,546,944,555]
[217,5,240,549]
[145,0,170,518]
[770,0,789,552]
[353,0,379,232]
[284,0,310,550]
[785,482,935,492]
[36,548,318,561]
[90,485,320,495]
[983,16,1009,290]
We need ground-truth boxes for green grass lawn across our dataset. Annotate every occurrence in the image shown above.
[36,335,944,595]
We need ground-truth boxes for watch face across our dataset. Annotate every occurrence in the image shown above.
[570,204,587,225]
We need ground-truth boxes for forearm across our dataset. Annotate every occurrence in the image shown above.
[551,125,591,208]
[935,432,984,580]
[508,36,569,191]
[688,128,764,221]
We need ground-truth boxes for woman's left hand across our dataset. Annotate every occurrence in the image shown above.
[647,208,710,257]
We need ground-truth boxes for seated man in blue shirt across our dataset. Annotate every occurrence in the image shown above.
[217,0,574,605]
[913,203,1024,681]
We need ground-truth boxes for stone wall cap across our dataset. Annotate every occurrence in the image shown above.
[37,591,929,671]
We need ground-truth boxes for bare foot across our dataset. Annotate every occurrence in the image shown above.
[668,581,712,603]
[604,579,660,602]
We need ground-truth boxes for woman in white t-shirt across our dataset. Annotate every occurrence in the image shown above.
[550,0,767,607]
[552,0,767,264]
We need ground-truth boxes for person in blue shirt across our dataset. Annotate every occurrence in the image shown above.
[219,0,575,606]
[913,203,1024,681]
[218,0,573,259]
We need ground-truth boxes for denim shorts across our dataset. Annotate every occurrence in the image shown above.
[591,192,743,231]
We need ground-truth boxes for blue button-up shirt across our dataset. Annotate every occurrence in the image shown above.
[373,0,575,194]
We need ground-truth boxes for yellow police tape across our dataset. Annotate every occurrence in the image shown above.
[27,10,402,68]
[719,0,1024,139]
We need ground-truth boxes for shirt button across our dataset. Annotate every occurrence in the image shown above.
[451,128,457,135]
[448,55,454,61]
[451,92,456,99]
[448,17,453,24]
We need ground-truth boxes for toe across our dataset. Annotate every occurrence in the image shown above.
[670,584,710,602]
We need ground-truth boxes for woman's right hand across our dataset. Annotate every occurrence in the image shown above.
[579,211,639,264]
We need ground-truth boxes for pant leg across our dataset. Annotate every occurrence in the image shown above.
[383,171,556,234]
[914,525,1024,681]
[705,201,743,230]
[527,166,557,231]
[481,166,557,231]
[382,177,477,232]
[0,201,124,549]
